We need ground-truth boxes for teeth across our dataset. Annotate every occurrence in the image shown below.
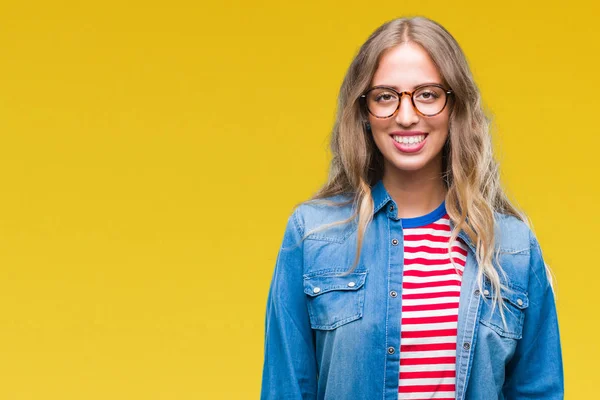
[393,135,425,145]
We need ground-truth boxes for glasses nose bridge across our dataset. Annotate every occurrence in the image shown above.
[396,90,417,116]
[398,90,413,99]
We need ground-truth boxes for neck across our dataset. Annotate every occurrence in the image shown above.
[382,159,447,219]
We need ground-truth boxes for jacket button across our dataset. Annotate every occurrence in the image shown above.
[517,299,523,306]
[387,347,395,355]
[389,205,394,212]
[463,342,471,350]
[474,289,480,296]
[313,287,321,294]
[483,289,490,296]
[347,281,356,288]
[390,290,398,298]
[392,238,399,245]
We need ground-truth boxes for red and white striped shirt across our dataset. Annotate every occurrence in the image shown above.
[398,208,468,400]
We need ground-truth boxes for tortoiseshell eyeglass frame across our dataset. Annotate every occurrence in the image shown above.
[359,83,454,118]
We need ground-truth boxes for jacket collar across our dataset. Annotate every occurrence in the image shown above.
[371,178,476,254]
[371,178,393,215]
[449,218,476,255]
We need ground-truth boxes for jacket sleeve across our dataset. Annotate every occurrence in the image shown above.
[260,210,318,400]
[502,231,564,399]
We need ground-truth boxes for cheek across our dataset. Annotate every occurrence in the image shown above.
[429,114,450,136]
[437,109,451,128]
[369,116,391,133]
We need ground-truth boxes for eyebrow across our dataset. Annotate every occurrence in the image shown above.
[372,82,443,90]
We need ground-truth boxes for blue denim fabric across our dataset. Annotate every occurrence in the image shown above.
[261,179,563,400]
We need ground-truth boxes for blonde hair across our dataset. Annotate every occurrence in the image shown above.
[293,16,552,327]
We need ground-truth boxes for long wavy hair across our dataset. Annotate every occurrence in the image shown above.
[293,16,552,325]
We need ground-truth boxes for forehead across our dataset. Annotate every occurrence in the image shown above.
[371,42,443,89]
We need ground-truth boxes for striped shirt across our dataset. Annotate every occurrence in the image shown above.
[397,201,468,400]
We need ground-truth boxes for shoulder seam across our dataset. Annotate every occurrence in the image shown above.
[528,227,540,249]
[292,208,305,237]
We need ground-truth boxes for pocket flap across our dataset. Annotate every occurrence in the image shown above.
[303,272,367,297]
[482,280,529,309]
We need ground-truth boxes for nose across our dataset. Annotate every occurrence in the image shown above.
[394,92,419,127]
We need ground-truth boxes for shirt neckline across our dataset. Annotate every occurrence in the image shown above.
[401,200,447,229]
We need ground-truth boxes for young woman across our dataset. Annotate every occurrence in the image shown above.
[261,16,563,400]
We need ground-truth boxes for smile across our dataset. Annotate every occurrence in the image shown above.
[392,134,426,145]
[390,133,428,153]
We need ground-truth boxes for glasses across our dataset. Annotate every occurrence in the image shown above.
[360,84,453,118]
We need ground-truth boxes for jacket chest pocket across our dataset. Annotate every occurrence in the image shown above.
[303,271,367,330]
[479,280,529,339]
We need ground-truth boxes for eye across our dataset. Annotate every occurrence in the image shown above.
[374,92,397,102]
[418,90,440,100]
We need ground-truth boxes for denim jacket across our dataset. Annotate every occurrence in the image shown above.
[261,179,563,399]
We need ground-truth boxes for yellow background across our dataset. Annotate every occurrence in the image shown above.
[0,0,596,398]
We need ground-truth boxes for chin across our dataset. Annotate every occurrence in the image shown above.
[390,161,429,172]
[384,152,438,173]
